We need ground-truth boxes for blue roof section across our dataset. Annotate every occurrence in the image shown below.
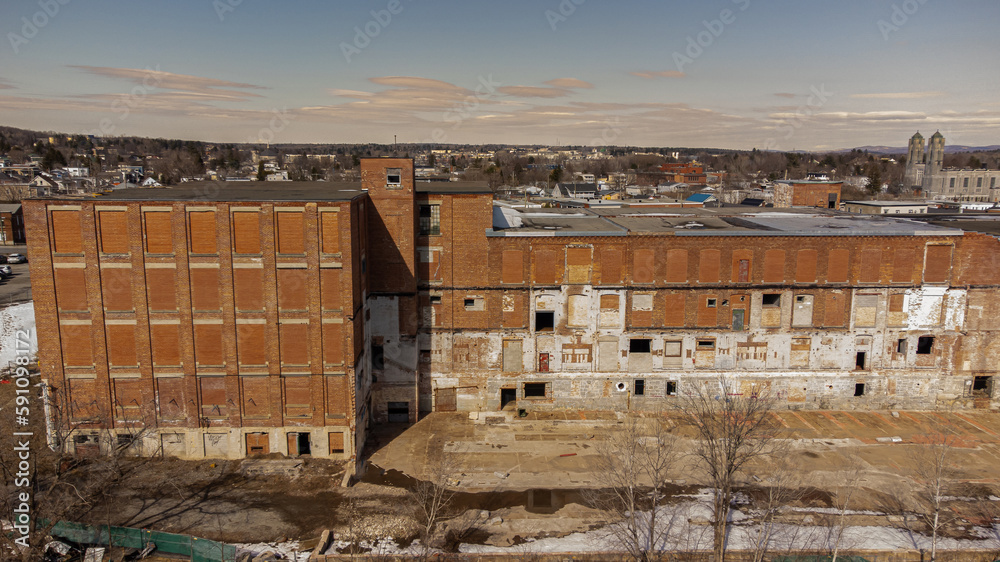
[686,193,716,203]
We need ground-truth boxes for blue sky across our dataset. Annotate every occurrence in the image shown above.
[1,0,998,150]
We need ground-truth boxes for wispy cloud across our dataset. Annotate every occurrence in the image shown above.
[544,78,593,89]
[773,93,796,99]
[0,79,15,90]
[369,76,465,91]
[631,70,685,79]
[69,66,266,101]
[850,91,946,99]
[497,86,570,98]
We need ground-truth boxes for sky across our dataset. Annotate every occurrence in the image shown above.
[1,0,998,151]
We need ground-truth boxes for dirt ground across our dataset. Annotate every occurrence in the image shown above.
[8,403,1000,553]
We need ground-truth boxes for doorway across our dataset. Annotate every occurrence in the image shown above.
[855,351,866,370]
[287,432,311,456]
[500,388,516,410]
[387,401,410,423]
[246,432,269,456]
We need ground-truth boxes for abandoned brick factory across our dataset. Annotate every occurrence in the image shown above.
[24,158,1000,461]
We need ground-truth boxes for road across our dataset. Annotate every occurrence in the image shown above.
[0,244,31,306]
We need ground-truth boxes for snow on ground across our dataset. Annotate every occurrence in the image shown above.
[0,303,36,371]
[233,541,311,561]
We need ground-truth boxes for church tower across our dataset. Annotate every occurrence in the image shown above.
[922,131,945,192]
[904,131,924,187]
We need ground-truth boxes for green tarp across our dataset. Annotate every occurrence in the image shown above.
[46,520,236,562]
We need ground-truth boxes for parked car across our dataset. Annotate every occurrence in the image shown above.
[0,266,11,278]
[0,255,7,264]
[6,254,26,263]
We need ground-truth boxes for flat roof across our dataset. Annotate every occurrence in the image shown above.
[844,200,928,207]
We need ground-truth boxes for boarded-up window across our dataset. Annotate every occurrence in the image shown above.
[598,248,622,284]
[320,269,341,311]
[697,295,717,327]
[237,324,267,366]
[923,245,953,284]
[321,211,340,254]
[795,249,817,283]
[860,249,882,283]
[322,323,344,365]
[502,250,523,284]
[280,323,309,366]
[326,375,348,416]
[145,268,177,311]
[566,246,592,284]
[534,249,557,284]
[156,377,185,419]
[277,269,309,311]
[232,212,261,254]
[194,324,224,366]
[99,211,129,254]
[763,250,786,283]
[854,294,878,328]
[892,248,914,283]
[51,210,82,253]
[664,293,685,327]
[188,211,217,254]
[276,211,305,254]
[190,269,221,311]
[61,324,93,366]
[889,293,905,312]
[106,324,137,367]
[792,295,814,327]
[151,323,181,366]
[241,376,270,418]
[567,294,589,327]
[663,340,683,368]
[823,293,846,327]
[143,212,173,254]
[665,249,688,283]
[199,376,228,417]
[329,432,345,453]
[698,249,720,283]
[284,376,311,416]
[502,340,523,372]
[102,269,133,312]
[501,291,524,329]
[633,248,655,283]
[113,378,143,416]
[790,337,810,367]
[827,249,849,283]
[599,294,620,327]
[68,378,98,420]
[234,268,264,311]
[55,268,88,311]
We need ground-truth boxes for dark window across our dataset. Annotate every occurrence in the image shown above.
[386,168,401,186]
[696,339,715,350]
[629,339,651,353]
[523,382,547,398]
[430,295,441,304]
[634,379,645,396]
[464,298,475,308]
[419,205,440,235]
[963,178,969,188]
[666,381,677,396]
[897,339,907,354]
[917,336,934,354]
[973,376,992,396]
[535,311,554,331]
[372,344,384,370]
[855,351,866,370]
[706,298,717,308]
[949,178,955,188]
[762,293,781,307]
[854,383,866,397]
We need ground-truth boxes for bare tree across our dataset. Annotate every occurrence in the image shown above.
[911,434,958,561]
[585,413,679,561]
[741,456,803,562]
[828,449,865,562]
[407,447,460,552]
[675,377,780,562]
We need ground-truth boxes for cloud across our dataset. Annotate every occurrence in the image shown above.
[369,76,465,91]
[497,86,570,98]
[850,91,946,99]
[773,93,796,99]
[328,89,375,98]
[631,70,685,79]
[544,78,593,89]
[69,65,266,101]
[0,79,14,90]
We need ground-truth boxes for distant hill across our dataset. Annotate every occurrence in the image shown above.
[842,145,1000,154]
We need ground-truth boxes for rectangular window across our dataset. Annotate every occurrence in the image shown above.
[896,339,907,354]
[963,178,969,188]
[419,205,440,236]
[917,336,934,354]
[949,178,955,188]
[386,168,402,186]
[634,379,645,396]
[977,177,983,188]
[666,381,677,396]
[523,382,547,398]
[854,383,866,397]
[275,211,305,255]
[464,296,484,311]
[762,293,781,307]
[535,311,554,331]
[706,298,717,308]
[696,339,715,350]
[629,339,651,353]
